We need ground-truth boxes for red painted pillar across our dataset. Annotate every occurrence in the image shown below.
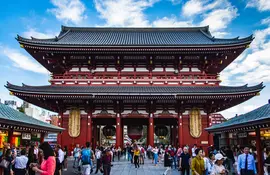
[178,115,183,147]
[8,129,14,147]
[148,113,154,147]
[256,128,263,175]
[87,112,92,143]
[116,113,122,148]
[40,133,45,143]
[57,112,63,146]
[208,114,214,146]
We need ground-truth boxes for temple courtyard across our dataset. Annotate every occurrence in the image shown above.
[63,157,179,175]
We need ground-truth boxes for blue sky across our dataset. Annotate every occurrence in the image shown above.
[0,0,269,118]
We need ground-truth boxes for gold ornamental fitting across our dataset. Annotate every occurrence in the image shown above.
[9,91,14,96]
[256,92,260,96]
[246,45,250,48]
[20,44,24,48]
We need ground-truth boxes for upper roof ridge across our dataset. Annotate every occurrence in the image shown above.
[60,25,211,32]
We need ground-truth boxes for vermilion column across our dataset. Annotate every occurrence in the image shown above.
[148,113,154,147]
[57,112,63,146]
[116,113,122,148]
[208,114,214,146]
[8,129,14,147]
[87,112,92,143]
[178,115,183,147]
[40,133,45,143]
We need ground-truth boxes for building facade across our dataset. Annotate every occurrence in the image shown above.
[6,26,264,150]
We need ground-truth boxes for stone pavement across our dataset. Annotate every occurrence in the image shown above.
[63,157,180,175]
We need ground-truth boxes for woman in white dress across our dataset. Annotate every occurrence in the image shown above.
[210,153,227,175]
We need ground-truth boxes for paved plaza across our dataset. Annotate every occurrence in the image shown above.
[63,157,180,175]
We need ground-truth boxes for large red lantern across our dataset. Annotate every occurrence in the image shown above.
[102,125,116,139]
[155,125,168,139]
[127,125,143,140]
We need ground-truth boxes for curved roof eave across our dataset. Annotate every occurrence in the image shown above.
[5,82,264,96]
[16,39,253,48]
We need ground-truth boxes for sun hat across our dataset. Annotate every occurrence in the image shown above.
[215,153,225,160]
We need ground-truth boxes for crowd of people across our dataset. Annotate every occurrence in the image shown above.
[0,142,71,175]
[2,141,270,175]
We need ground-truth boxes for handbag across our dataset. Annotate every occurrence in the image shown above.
[0,159,10,169]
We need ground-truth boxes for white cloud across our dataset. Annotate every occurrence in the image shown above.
[251,27,270,51]
[47,0,87,24]
[22,28,57,39]
[152,16,193,27]
[200,7,238,35]
[168,0,181,5]
[261,17,270,25]
[182,0,229,17]
[246,0,270,11]
[0,46,48,74]
[94,0,159,27]
[221,24,270,87]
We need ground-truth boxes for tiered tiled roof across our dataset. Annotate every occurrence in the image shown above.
[0,103,64,132]
[16,26,253,47]
[206,102,270,132]
[5,83,264,95]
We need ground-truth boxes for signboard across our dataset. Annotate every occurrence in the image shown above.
[22,133,31,140]
[201,141,208,144]
[44,133,57,142]
[238,132,247,138]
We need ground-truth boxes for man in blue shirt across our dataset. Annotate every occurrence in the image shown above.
[237,146,257,175]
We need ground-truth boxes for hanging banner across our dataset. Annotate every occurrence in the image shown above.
[189,108,202,138]
[68,108,80,137]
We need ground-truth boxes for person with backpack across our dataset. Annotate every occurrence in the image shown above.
[81,142,95,175]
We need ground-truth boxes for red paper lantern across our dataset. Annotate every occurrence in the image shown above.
[127,126,143,140]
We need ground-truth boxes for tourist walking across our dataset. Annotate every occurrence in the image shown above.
[102,149,112,175]
[95,147,103,174]
[140,146,145,165]
[13,149,28,175]
[265,147,270,175]
[210,153,227,175]
[179,146,191,175]
[192,144,197,158]
[56,145,64,175]
[1,149,13,175]
[191,148,205,175]
[27,146,37,175]
[133,145,140,168]
[207,153,215,174]
[152,146,159,166]
[73,144,81,168]
[63,146,68,171]
[31,142,56,175]
[237,146,257,175]
[117,146,121,161]
[54,151,62,175]
[81,142,95,175]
